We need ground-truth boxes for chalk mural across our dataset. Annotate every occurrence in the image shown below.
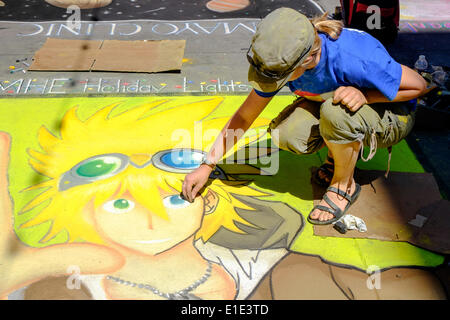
[9,20,450,39]
[15,21,261,37]
[44,0,113,10]
[0,96,447,299]
[399,21,450,32]
[400,0,450,22]
[1,0,449,33]
[0,0,448,301]
[0,77,253,95]
[0,0,323,21]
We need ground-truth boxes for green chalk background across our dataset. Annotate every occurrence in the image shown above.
[0,96,443,271]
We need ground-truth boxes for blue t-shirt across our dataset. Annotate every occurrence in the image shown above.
[254,28,402,101]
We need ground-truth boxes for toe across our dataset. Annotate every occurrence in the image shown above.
[319,211,334,222]
[319,212,327,221]
[318,212,324,221]
[310,209,319,219]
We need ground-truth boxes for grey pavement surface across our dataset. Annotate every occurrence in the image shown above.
[0,19,263,96]
[1,0,448,97]
[0,1,334,97]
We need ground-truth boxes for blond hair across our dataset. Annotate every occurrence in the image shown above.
[21,98,271,244]
[309,12,344,54]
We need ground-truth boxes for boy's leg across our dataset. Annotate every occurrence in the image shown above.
[319,99,415,152]
[269,98,323,155]
[309,139,360,222]
[309,99,415,222]
[269,98,335,186]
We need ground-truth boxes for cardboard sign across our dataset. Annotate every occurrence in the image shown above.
[312,170,450,254]
[29,38,186,73]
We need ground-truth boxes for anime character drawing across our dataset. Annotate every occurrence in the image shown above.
[0,98,303,300]
[0,97,446,300]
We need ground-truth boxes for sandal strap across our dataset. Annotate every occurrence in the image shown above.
[319,163,334,172]
[326,186,353,202]
[309,183,362,223]
[351,184,362,203]
[322,193,345,219]
[313,164,334,188]
[311,204,344,221]
[316,165,334,181]
[314,202,345,220]
[326,155,334,164]
[314,205,335,214]
[322,193,340,211]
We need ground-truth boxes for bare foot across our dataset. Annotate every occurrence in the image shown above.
[310,179,356,222]
[206,0,250,13]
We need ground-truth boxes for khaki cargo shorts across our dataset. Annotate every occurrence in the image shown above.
[268,97,415,156]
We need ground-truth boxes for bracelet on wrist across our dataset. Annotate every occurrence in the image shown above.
[200,157,216,170]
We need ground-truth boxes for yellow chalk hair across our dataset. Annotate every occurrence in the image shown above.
[21,98,271,244]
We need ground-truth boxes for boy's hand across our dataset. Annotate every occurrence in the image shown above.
[333,86,368,112]
[182,164,213,203]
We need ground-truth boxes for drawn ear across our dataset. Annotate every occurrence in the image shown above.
[203,189,219,215]
[82,200,97,227]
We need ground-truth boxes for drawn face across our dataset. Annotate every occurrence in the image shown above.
[91,189,205,255]
[71,148,222,254]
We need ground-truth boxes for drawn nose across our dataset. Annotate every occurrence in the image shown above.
[129,154,152,167]
[147,213,153,230]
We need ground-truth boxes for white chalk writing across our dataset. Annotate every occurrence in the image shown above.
[17,21,258,37]
[0,77,253,95]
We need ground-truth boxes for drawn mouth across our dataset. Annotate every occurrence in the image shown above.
[134,238,171,244]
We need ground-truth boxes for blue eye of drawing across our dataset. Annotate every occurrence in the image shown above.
[160,150,204,170]
[162,195,191,209]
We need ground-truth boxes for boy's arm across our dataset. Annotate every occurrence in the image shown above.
[364,65,428,104]
[334,65,429,112]
[182,90,273,202]
[205,89,273,165]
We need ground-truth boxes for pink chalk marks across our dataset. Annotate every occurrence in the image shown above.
[400,0,450,22]
[206,0,250,13]
[400,21,450,33]
[398,0,450,32]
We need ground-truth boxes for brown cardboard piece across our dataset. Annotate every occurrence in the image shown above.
[29,38,186,73]
[29,39,102,71]
[92,40,185,73]
[312,170,450,254]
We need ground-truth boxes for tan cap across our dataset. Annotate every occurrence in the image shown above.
[248,8,315,92]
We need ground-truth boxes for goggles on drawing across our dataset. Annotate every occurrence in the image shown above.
[58,149,226,191]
